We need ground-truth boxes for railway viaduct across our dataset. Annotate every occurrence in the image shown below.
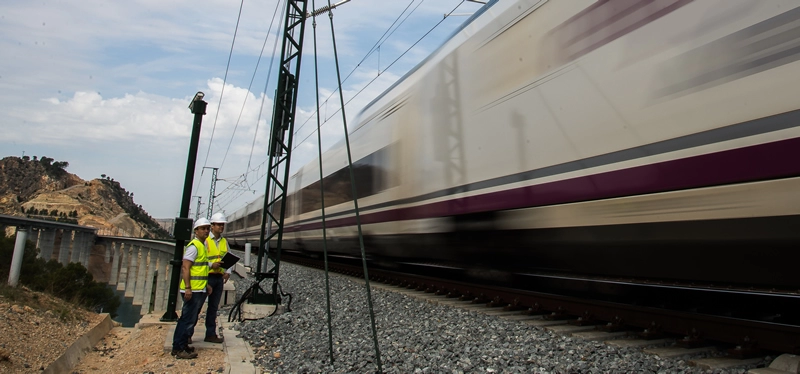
[1,214,97,269]
[1,214,208,318]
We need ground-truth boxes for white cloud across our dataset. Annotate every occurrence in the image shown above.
[12,91,187,144]
[0,0,485,217]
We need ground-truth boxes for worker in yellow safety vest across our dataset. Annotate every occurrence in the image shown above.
[201,212,231,343]
[170,218,220,359]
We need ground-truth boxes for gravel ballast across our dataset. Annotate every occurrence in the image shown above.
[231,262,765,373]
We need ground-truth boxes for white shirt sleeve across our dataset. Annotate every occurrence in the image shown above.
[183,245,198,262]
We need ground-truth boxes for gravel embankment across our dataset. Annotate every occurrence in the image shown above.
[230,262,766,373]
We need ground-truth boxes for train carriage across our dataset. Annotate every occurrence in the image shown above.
[228,0,800,291]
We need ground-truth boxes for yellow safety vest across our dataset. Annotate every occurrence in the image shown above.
[179,238,209,291]
[206,236,228,274]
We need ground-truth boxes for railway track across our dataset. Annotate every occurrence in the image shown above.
[280,253,800,357]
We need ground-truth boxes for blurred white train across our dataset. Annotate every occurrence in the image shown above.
[228,0,800,290]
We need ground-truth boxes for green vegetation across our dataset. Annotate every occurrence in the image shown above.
[18,155,70,176]
[23,206,79,223]
[37,156,69,175]
[0,234,120,317]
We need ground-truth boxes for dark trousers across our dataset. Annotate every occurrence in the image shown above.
[205,274,224,337]
[187,291,207,340]
[172,291,205,351]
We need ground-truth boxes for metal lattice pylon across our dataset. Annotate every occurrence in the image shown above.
[205,167,218,218]
[252,0,309,305]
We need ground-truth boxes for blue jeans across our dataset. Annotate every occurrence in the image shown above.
[187,291,207,341]
[172,291,205,351]
[205,274,224,337]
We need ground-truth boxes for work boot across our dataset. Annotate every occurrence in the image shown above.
[171,349,198,359]
[204,335,224,343]
[185,346,196,353]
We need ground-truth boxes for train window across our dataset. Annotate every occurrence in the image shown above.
[285,194,295,218]
[273,197,283,219]
[229,218,241,231]
[244,196,295,223]
[353,153,377,197]
[246,210,261,228]
[300,179,327,213]
[298,144,395,214]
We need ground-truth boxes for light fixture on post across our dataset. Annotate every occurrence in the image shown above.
[188,91,205,112]
[161,90,208,322]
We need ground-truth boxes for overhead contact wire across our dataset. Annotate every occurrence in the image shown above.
[325,3,382,372]
[219,0,284,172]
[217,0,284,211]
[292,0,420,139]
[222,0,463,211]
[247,0,288,173]
[196,0,245,198]
[292,0,463,153]
[215,0,284,210]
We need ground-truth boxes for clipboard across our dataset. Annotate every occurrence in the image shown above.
[219,251,240,269]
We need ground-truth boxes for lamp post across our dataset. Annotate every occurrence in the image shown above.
[161,91,207,321]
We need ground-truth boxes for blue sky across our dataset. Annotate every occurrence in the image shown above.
[0,0,485,218]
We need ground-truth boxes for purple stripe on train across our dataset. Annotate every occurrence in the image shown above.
[288,136,800,232]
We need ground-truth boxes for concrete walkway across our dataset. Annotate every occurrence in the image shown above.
[137,313,258,374]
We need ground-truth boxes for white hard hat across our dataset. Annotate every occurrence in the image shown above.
[193,217,211,230]
[210,212,227,223]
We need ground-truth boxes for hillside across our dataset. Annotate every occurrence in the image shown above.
[0,283,106,374]
[0,156,170,239]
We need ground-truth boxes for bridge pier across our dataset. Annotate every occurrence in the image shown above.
[125,244,139,298]
[8,226,28,287]
[29,228,40,253]
[140,249,157,315]
[79,232,92,267]
[38,228,57,261]
[133,246,149,305]
[108,242,120,285]
[154,251,173,312]
[69,231,81,264]
[57,230,70,265]
[117,243,129,291]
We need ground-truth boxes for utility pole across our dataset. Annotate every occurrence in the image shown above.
[203,167,219,218]
[192,195,203,219]
[161,91,207,322]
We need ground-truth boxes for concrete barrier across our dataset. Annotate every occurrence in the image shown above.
[43,314,115,374]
